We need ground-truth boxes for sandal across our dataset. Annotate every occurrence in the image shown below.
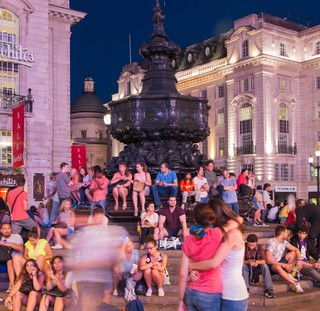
[122,203,127,210]
[114,204,119,211]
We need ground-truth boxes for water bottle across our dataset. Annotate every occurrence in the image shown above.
[6,300,13,311]
[136,221,141,234]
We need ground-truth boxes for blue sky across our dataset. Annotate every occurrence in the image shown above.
[70,0,319,104]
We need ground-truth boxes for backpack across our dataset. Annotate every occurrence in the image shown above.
[125,299,144,311]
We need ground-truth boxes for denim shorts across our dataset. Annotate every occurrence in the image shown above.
[221,298,248,311]
[185,288,221,311]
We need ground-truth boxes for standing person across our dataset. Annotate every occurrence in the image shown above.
[219,170,239,215]
[140,235,168,297]
[265,225,304,293]
[5,259,45,311]
[242,234,275,298]
[132,162,152,217]
[262,183,272,222]
[180,172,201,209]
[153,196,188,240]
[151,162,178,210]
[140,202,159,249]
[110,162,132,211]
[204,160,219,199]
[6,177,40,235]
[178,203,223,311]
[45,172,60,227]
[46,199,75,249]
[90,165,109,214]
[189,199,248,311]
[193,166,210,203]
[0,222,24,293]
[56,162,72,203]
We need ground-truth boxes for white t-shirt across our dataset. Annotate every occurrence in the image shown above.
[140,211,159,226]
[193,176,208,198]
[268,206,279,220]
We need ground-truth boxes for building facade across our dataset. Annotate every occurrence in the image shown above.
[71,75,108,168]
[112,13,320,202]
[0,0,85,203]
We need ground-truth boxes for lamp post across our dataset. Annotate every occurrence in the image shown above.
[103,113,112,164]
[308,150,320,205]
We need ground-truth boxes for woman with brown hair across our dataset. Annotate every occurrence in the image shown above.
[189,199,248,311]
[132,162,152,216]
[110,162,132,211]
[5,258,44,311]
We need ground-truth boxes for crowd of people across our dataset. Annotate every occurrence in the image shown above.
[2,160,320,310]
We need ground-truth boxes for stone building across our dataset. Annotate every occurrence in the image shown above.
[112,13,320,202]
[71,75,107,168]
[0,0,85,204]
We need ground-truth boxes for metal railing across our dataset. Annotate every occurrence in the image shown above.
[276,143,297,155]
[0,88,33,113]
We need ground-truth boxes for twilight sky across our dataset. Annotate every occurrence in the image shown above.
[69,0,320,104]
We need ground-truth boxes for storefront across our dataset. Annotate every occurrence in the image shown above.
[274,185,297,203]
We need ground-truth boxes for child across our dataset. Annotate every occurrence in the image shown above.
[242,234,275,298]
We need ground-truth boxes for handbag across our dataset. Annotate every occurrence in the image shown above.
[19,279,34,295]
[134,278,148,295]
[133,180,146,192]
[51,222,68,229]
[42,286,72,297]
[0,244,12,262]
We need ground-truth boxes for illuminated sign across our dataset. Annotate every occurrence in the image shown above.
[274,186,296,192]
[0,44,35,67]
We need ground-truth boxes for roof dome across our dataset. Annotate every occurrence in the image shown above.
[71,75,106,114]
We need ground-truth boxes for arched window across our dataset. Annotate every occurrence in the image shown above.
[278,103,289,153]
[239,102,253,153]
[0,9,19,100]
[242,40,249,58]
[316,41,320,55]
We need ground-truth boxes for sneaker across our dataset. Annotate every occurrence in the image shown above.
[287,272,297,282]
[260,222,269,227]
[113,289,118,296]
[264,288,275,298]
[252,221,262,227]
[158,288,165,296]
[51,244,63,249]
[145,288,152,297]
[154,205,163,212]
[6,284,14,293]
[290,282,304,294]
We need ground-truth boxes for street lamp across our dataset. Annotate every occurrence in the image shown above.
[103,112,112,164]
[308,150,320,205]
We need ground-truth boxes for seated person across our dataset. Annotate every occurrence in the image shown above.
[265,225,304,294]
[279,194,296,225]
[139,235,168,297]
[153,196,188,240]
[268,202,283,223]
[69,168,81,206]
[242,234,275,298]
[33,202,50,227]
[112,237,142,296]
[290,224,320,282]
[110,162,132,211]
[140,202,159,249]
[0,222,24,293]
[5,258,45,311]
[237,169,253,196]
[14,227,52,275]
[192,167,209,203]
[180,172,201,209]
[39,255,78,311]
[151,162,178,210]
[46,199,75,250]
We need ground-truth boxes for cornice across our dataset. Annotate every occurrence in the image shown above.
[49,4,86,26]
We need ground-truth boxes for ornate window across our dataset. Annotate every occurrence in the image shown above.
[280,43,286,56]
[0,130,12,166]
[316,41,320,55]
[81,130,87,139]
[278,103,289,153]
[242,40,249,58]
[217,85,224,98]
[216,108,224,125]
[218,137,225,157]
[0,9,19,105]
[200,89,207,99]
[316,77,320,90]
[239,103,253,153]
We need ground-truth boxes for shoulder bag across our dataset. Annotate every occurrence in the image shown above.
[133,173,147,192]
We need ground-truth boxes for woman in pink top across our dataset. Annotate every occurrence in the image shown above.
[178,203,224,311]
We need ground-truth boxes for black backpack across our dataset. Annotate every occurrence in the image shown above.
[125,299,144,311]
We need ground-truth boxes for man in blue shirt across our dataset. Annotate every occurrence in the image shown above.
[219,169,239,214]
[151,162,178,210]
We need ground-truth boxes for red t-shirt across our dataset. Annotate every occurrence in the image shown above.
[7,187,29,221]
[183,228,222,293]
[180,180,194,192]
[236,174,247,188]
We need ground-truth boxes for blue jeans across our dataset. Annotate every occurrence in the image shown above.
[185,288,221,311]
[221,298,248,311]
[226,202,239,215]
[151,185,178,206]
[91,199,107,214]
[48,200,60,226]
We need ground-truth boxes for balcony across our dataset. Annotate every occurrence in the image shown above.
[0,89,33,113]
[234,143,256,156]
[73,137,106,145]
[276,143,297,155]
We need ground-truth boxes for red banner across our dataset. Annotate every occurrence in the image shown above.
[12,104,24,168]
[71,145,87,171]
